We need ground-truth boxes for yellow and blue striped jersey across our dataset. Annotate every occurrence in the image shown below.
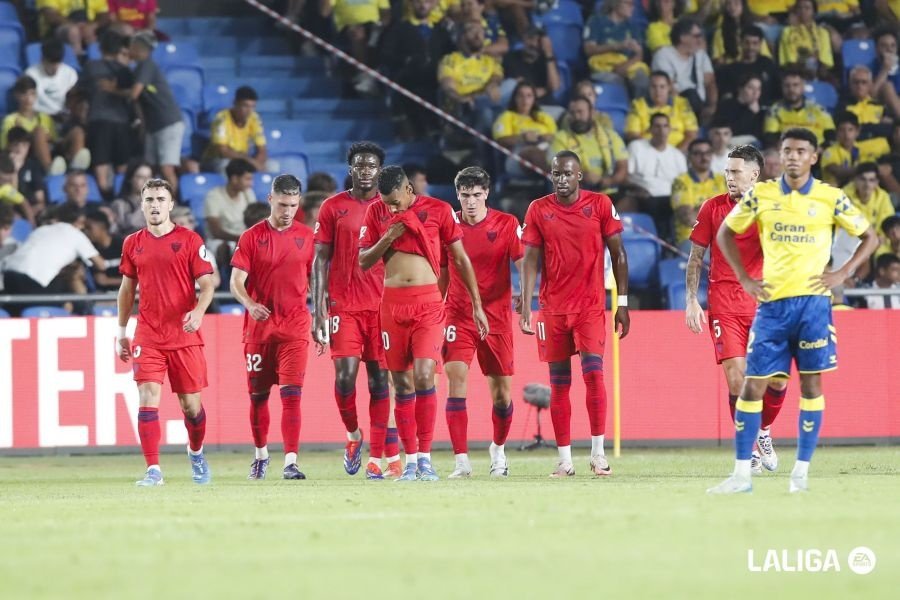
[724,176,870,301]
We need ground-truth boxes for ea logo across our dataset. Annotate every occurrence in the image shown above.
[847,547,876,575]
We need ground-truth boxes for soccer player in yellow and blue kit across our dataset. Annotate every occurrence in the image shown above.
[708,128,879,494]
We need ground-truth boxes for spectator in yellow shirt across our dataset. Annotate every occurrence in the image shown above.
[438,22,503,133]
[559,80,617,132]
[0,153,35,225]
[837,66,892,144]
[492,82,556,174]
[711,0,773,65]
[778,0,834,80]
[37,0,109,57]
[876,215,900,258]
[821,113,890,186]
[646,0,683,53]
[624,71,698,152]
[843,163,896,245]
[1,76,57,173]
[459,0,508,61]
[763,68,835,146]
[320,0,391,94]
[583,0,650,99]
[670,138,726,249]
[201,86,269,175]
[549,96,628,193]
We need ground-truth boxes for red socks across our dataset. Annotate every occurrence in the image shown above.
[492,403,513,446]
[137,406,160,466]
[250,392,271,448]
[394,391,417,454]
[183,406,206,452]
[549,364,572,447]
[762,385,787,429]
[384,427,399,458]
[368,383,390,458]
[446,396,468,454]
[280,385,302,455]
[335,385,358,433]
[581,356,606,436]
[416,387,437,453]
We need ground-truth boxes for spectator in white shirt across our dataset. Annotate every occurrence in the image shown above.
[651,17,717,125]
[24,39,79,117]
[708,122,733,175]
[204,158,256,272]
[0,204,17,291]
[862,254,900,309]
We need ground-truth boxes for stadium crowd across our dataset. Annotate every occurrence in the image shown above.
[1,0,899,312]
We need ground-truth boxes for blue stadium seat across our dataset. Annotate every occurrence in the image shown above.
[554,60,571,106]
[594,82,630,114]
[620,212,658,236]
[429,184,457,203]
[113,172,125,196]
[153,40,200,67]
[622,234,659,289]
[10,217,32,242]
[804,80,838,111]
[657,258,688,289]
[21,306,72,318]
[265,124,305,155]
[0,24,22,70]
[841,39,876,73]
[604,109,627,135]
[270,153,309,186]
[166,65,204,112]
[542,0,584,27]
[92,305,117,316]
[203,83,232,115]
[545,24,583,65]
[25,41,79,71]
[0,307,9,318]
[219,303,245,315]
[296,119,392,141]
[181,108,195,157]
[666,280,708,310]
[46,174,103,204]
[0,64,19,114]
[0,2,19,21]
[180,173,225,221]
[255,97,289,120]
[86,42,101,60]
[253,172,276,200]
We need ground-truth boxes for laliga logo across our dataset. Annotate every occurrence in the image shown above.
[747,547,876,574]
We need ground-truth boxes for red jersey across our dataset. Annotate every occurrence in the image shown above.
[689,193,762,316]
[445,209,523,333]
[521,189,623,314]
[359,195,463,277]
[119,225,214,349]
[107,0,158,29]
[231,219,315,343]
[314,190,384,312]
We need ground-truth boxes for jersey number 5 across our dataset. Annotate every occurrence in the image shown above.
[246,353,262,372]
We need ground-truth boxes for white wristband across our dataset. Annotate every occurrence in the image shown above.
[617,295,628,308]
[117,326,128,341]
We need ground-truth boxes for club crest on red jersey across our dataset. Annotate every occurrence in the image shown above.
[543,212,555,220]
[258,237,269,246]
[582,206,592,218]
[295,237,306,250]
[487,230,498,242]
[135,246,144,254]
[379,214,390,223]
[170,242,182,253]
[337,209,349,218]
[416,210,428,223]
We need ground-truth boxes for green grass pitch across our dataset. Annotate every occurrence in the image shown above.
[1,447,897,599]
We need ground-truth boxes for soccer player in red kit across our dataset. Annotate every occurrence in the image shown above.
[685,145,788,474]
[116,178,216,486]
[359,165,488,481]
[230,174,314,480]
[440,167,523,479]
[520,151,630,478]
[313,141,396,480]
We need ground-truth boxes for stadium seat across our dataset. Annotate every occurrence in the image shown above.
[153,40,200,67]
[804,81,838,111]
[21,306,72,318]
[541,0,584,27]
[658,258,688,289]
[594,82,630,114]
[666,280,708,310]
[620,212,658,236]
[10,217,32,242]
[253,172,276,200]
[0,2,19,21]
[113,172,125,196]
[270,153,309,185]
[219,303,245,315]
[265,124,305,155]
[554,60,571,106]
[181,108,196,157]
[92,305,117,317]
[622,234,659,289]
[180,172,225,220]
[46,174,103,203]
[545,24,583,65]
[0,24,22,70]
[25,41,79,71]
[86,42,101,60]
[841,39,876,73]
[0,64,19,114]
[166,65,204,112]
[0,307,9,318]
[428,184,457,203]
[203,82,232,115]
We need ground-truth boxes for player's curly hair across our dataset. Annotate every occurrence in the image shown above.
[347,141,385,167]
[140,178,174,200]
[378,165,408,195]
[454,166,491,191]
[727,145,764,170]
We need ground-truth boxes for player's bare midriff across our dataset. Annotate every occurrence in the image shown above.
[383,250,438,287]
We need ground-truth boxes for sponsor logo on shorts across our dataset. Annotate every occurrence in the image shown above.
[798,338,828,349]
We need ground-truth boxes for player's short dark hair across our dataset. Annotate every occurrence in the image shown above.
[346,141,385,167]
[234,86,258,103]
[688,138,711,153]
[6,126,31,146]
[781,66,808,81]
[649,111,670,125]
[225,158,256,179]
[140,178,175,199]
[272,174,301,196]
[377,165,408,195]
[875,253,900,271]
[243,202,270,228]
[854,162,878,178]
[402,162,427,180]
[742,24,764,40]
[454,166,491,191]
[737,72,763,89]
[307,171,337,193]
[12,75,36,94]
[780,127,818,150]
[836,112,860,128]
[0,203,14,229]
[874,27,898,45]
[84,207,111,230]
[568,95,593,110]
[55,201,84,224]
[649,70,671,82]
[882,215,900,234]
[727,145,765,170]
[0,153,14,174]
[41,38,65,64]
[553,150,581,165]
[99,30,127,56]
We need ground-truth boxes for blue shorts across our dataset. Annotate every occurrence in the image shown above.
[746,296,837,378]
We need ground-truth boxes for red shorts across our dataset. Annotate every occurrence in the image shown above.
[329,309,386,367]
[708,313,753,364]
[443,317,514,376]
[380,284,444,372]
[535,307,606,363]
[132,344,208,394]
[244,339,309,394]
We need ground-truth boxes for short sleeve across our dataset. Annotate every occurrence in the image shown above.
[724,188,759,234]
[763,108,780,135]
[314,200,335,244]
[440,205,463,244]
[230,229,254,272]
[119,237,136,277]
[833,192,870,237]
[624,100,643,137]
[190,233,216,279]
[599,195,624,239]
[689,199,713,247]
[209,111,228,145]
[204,189,222,219]
[521,202,543,247]
[251,113,266,147]
[358,203,380,249]
[492,112,513,139]
[508,217,524,261]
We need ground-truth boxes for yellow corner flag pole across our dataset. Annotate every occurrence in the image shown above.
[610,277,621,458]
